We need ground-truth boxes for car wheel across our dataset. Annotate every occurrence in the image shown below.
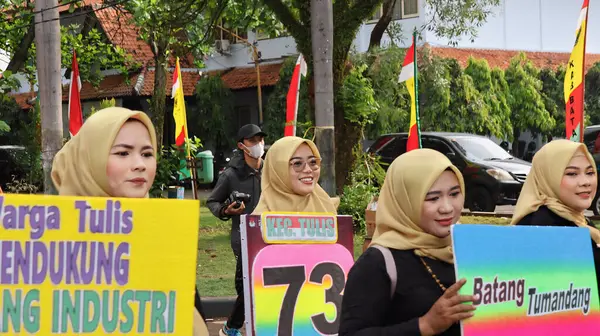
[467,186,496,213]
[593,193,600,216]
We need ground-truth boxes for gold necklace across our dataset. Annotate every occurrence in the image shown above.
[419,257,447,292]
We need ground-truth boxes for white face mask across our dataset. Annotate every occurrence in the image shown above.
[243,142,265,159]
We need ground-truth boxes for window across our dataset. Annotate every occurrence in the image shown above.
[423,138,455,156]
[378,137,407,159]
[369,0,419,22]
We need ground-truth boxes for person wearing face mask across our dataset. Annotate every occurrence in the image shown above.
[510,140,600,294]
[339,149,476,336]
[206,123,266,336]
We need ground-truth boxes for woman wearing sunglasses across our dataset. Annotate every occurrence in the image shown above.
[252,136,338,214]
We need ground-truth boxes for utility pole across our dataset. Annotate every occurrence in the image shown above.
[311,0,336,196]
[35,0,63,194]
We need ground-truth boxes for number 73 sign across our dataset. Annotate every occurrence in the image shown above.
[240,213,355,336]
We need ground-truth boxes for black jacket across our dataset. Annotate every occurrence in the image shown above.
[206,152,262,232]
[516,205,600,294]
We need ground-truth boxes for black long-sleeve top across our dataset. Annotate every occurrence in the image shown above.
[339,247,460,336]
[515,205,600,294]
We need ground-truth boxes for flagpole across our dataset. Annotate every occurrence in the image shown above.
[580,0,589,143]
[413,31,422,149]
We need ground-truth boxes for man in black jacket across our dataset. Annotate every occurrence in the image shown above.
[207,124,265,336]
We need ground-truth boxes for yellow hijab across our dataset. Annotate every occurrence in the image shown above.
[253,136,338,214]
[51,107,157,197]
[510,139,600,244]
[371,148,465,264]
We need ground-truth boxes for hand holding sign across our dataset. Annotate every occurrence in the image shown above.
[419,279,477,336]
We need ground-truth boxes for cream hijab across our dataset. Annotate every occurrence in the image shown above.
[370,148,465,264]
[253,136,338,214]
[510,139,600,244]
[51,107,157,197]
[52,107,210,334]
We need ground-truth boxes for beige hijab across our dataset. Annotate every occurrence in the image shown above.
[253,136,338,214]
[510,139,600,244]
[52,107,210,333]
[371,148,465,264]
[51,107,157,197]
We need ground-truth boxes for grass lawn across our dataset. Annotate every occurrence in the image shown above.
[196,211,597,297]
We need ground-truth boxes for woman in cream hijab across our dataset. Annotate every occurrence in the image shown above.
[511,139,600,292]
[253,136,338,214]
[52,107,209,336]
[339,149,475,336]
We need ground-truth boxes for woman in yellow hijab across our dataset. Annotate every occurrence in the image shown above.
[253,136,338,214]
[339,149,475,336]
[511,139,600,292]
[51,107,209,336]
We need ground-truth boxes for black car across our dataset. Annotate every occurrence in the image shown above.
[367,132,532,212]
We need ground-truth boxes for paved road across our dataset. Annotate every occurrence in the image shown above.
[205,319,247,336]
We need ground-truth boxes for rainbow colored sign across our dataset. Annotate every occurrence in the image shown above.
[452,225,600,336]
[241,214,354,336]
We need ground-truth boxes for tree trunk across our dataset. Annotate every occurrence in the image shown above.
[35,0,63,194]
[150,51,168,148]
[6,20,35,73]
[368,0,397,51]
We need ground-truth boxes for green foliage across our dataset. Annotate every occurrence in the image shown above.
[89,98,117,116]
[423,0,501,46]
[262,56,312,140]
[338,150,386,234]
[361,46,410,138]
[539,66,566,137]
[61,25,137,86]
[0,0,134,86]
[585,62,600,126]
[150,136,203,198]
[192,75,236,150]
[504,53,555,136]
[337,63,379,130]
[464,57,512,139]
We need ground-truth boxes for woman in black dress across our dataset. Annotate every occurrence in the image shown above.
[339,149,476,336]
[511,139,600,293]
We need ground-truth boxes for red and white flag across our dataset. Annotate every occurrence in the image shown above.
[68,50,83,137]
[285,54,307,137]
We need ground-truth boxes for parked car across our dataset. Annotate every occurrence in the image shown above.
[583,125,600,215]
[367,132,532,212]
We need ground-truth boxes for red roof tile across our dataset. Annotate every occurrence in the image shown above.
[139,69,201,96]
[60,72,143,100]
[426,45,600,72]
[94,5,154,65]
[220,63,283,90]
[10,92,36,109]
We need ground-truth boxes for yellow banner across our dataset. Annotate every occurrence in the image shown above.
[0,194,199,335]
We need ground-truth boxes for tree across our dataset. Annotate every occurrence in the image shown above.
[125,0,229,147]
[504,53,554,156]
[191,74,237,151]
[262,56,312,140]
[464,57,512,139]
[0,0,133,85]
[585,62,600,126]
[262,0,501,190]
[538,66,566,138]
[369,0,501,50]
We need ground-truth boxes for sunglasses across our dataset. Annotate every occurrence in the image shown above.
[289,157,321,172]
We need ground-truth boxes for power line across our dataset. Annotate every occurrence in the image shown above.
[3,0,96,24]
